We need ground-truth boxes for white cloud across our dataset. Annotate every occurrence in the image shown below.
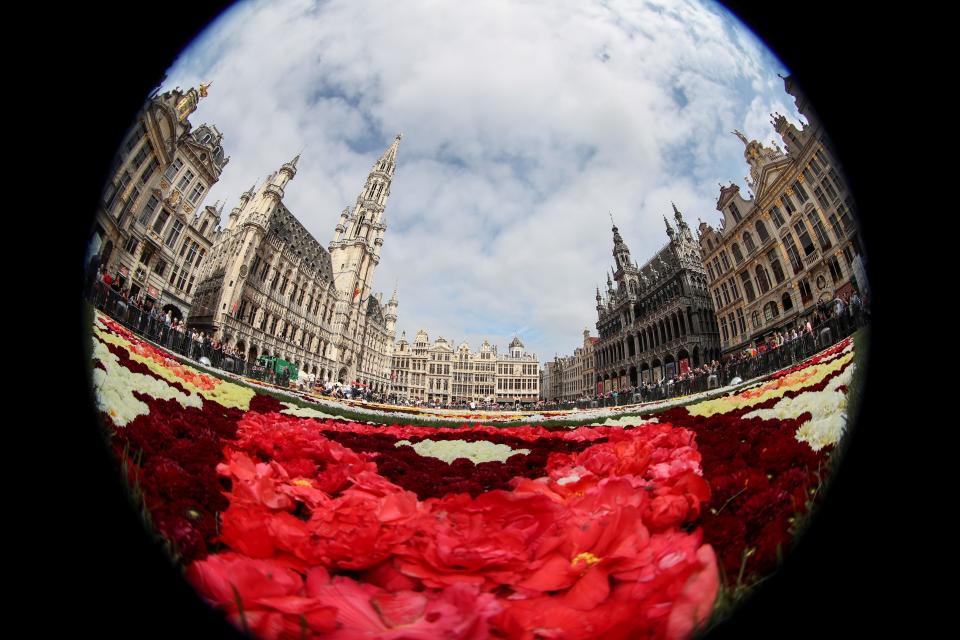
[161,0,801,360]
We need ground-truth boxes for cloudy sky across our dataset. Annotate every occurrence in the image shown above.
[161,0,802,360]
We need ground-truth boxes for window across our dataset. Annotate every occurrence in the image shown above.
[781,193,796,215]
[728,201,742,223]
[198,220,209,235]
[743,232,756,253]
[837,202,855,232]
[139,156,159,185]
[165,219,184,247]
[152,210,170,234]
[740,271,756,303]
[179,238,190,257]
[721,282,730,305]
[782,233,803,275]
[828,168,844,195]
[770,205,786,228]
[730,278,740,300]
[756,219,770,243]
[706,263,715,281]
[721,316,729,342]
[186,274,195,294]
[195,250,204,269]
[125,122,146,154]
[792,181,809,204]
[798,278,813,304]
[138,195,160,226]
[793,220,815,255]
[728,312,737,337]
[807,210,832,250]
[815,147,830,169]
[822,178,838,201]
[802,167,815,184]
[130,145,149,170]
[168,266,178,285]
[732,243,744,264]
[124,235,139,254]
[755,264,771,294]
[185,242,198,265]
[763,301,780,322]
[736,308,746,334]
[154,260,166,277]
[752,310,762,329]
[767,249,786,284]
[720,251,730,271]
[176,169,195,192]
[809,155,823,175]
[782,291,793,311]
[814,186,829,209]
[828,255,844,283]
[843,245,855,268]
[139,244,154,266]
[187,182,206,204]
[164,158,184,182]
[176,269,188,291]
[117,186,140,226]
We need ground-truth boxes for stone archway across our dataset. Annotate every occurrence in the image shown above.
[651,358,662,383]
[162,304,183,322]
[338,367,348,383]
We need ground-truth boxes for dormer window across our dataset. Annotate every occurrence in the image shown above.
[728,201,742,222]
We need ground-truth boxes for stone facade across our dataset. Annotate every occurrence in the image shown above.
[541,329,598,402]
[90,84,228,320]
[697,75,863,355]
[390,334,539,405]
[186,137,402,390]
[594,207,721,392]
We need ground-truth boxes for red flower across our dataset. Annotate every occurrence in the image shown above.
[304,569,502,640]
[186,552,338,640]
[395,490,566,590]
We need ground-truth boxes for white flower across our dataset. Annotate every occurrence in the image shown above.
[394,438,530,464]
[91,336,202,426]
[743,363,856,451]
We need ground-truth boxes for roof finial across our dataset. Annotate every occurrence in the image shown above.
[609,211,616,229]
[198,81,212,98]
[732,129,749,146]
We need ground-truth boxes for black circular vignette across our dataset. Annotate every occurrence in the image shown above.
[55,0,900,637]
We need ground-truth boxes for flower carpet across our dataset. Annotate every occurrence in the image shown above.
[90,309,859,639]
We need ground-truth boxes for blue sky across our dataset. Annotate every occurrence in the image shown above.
[161,0,802,361]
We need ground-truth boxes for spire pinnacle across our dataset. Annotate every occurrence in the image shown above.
[732,129,750,146]
[664,215,675,233]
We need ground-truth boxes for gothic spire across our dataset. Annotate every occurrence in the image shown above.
[376,133,402,172]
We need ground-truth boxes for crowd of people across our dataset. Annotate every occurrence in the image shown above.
[87,251,869,412]
[540,289,870,410]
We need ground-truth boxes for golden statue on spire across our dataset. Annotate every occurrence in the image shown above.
[199,81,212,98]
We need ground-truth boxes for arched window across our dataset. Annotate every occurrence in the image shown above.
[782,291,794,312]
[756,219,770,243]
[755,264,771,294]
[743,232,756,253]
[763,301,780,322]
[731,243,744,264]
[752,310,762,329]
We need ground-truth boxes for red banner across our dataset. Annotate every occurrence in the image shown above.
[119,265,130,277]
[679,358,690,375]
[147,286,160,298]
